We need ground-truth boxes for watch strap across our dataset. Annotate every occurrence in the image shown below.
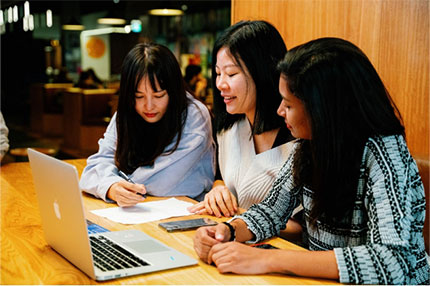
[222,221,235,241]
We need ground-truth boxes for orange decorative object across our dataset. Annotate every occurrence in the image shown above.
[86,37,106,58]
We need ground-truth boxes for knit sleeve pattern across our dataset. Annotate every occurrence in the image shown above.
[237,143,302,243]
[334,135,429,285]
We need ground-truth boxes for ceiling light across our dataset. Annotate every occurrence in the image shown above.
[97,17,126,25]
[46,10,52,27]
[62,24,84,31]
[62,18,84,31]
[8,7,12,23]
[24,1,30,17]
[148,9,184,16]
[23,16,28,31]
[13,5,18,22]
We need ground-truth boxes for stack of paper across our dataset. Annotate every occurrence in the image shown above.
[91,198,194,224]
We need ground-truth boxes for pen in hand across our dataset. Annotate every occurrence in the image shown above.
[118,170,146,198]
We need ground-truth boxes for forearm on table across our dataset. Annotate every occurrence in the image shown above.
[267,249,339,280]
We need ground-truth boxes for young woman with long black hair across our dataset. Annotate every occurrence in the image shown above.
[193,38,429,284]
[188,20,298,220]
[80,43,215,207]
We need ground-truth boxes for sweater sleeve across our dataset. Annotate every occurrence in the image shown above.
[236,143,302,243]
[79,113,123,201]
[0,112,9,161]
[334,135,429,285]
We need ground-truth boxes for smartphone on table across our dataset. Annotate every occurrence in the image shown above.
[159,218,218,232]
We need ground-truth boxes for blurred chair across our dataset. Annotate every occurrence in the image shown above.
[30,83,74,136]
[81,90,113,125]
[62,88,117,158]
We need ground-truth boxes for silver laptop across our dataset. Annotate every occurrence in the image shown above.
[27,148,197,281]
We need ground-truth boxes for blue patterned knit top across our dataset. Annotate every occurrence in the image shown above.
[238,135,429,284]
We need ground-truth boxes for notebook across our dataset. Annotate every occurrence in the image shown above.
[27,148,197,281]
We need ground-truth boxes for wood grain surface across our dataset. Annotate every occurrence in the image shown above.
[232,0,429,158]
[1,160,338,284]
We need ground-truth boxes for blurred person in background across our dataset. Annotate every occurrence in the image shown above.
[0,112,9,162]
[184,64,208,102]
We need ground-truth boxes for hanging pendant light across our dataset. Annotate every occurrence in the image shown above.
[62,17,84,31]
[148,9,184,16]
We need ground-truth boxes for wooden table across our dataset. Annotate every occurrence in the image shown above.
[1,159,338,285]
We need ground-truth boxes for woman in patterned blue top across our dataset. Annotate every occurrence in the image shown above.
[193,38,429,284]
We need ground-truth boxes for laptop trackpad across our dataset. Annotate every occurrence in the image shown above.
[124,240,169,254]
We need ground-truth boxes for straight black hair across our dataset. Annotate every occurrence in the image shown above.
[212,20,287,135]
[278,37,405,224]
[115,43,188,173]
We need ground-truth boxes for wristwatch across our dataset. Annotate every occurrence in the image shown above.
[222,221,235,241]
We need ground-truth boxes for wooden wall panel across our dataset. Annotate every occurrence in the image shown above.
[231,0,429,158]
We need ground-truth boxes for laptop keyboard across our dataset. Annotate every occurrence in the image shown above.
[89,236,149,272]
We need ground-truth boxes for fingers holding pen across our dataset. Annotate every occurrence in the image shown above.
[107,180,146,207]
[123,180,147,197]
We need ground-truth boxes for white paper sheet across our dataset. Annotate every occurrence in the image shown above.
[91,198,194,224]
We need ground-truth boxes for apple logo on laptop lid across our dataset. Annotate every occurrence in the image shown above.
[53,199,61,220]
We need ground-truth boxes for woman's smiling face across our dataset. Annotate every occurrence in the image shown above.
[215,47,257,123]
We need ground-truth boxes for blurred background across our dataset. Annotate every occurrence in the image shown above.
[1,0,231,161]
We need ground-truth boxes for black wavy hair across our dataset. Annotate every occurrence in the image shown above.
[115,43,188,173]
[212,20,287,135]
[278,37,405,225]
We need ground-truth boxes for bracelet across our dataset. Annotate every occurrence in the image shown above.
[222,222,235,241]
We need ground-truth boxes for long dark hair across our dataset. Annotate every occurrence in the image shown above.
[116,43,188,173]
[278,37,405,224]
[212,20,287,135]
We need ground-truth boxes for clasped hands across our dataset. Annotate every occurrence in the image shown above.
[193,223,276,274]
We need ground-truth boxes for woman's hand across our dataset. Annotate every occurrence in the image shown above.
[107,180,146,207]
[193,223,232,264]
[188,185,238,217]
[209,242,276,274]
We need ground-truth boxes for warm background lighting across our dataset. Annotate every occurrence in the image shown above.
[148,9,184,16]
[46,10,52,27]
[97,18,126,25]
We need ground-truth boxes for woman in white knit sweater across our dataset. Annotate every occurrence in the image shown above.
[188,21,301,231]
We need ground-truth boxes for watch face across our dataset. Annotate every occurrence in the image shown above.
[86,36,106,58]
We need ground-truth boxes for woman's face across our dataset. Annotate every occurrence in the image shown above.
[134,75,169,123]
[277,76,312,139]
[215,47,257,122]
